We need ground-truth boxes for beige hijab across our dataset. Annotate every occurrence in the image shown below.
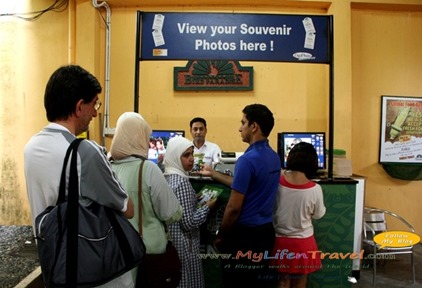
[110,112,152,160]
[163,136,193,178]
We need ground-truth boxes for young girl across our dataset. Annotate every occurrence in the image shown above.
[163,136,216,288]
[272,142,326,288]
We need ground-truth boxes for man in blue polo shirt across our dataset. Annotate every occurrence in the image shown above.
[199,103,281,287]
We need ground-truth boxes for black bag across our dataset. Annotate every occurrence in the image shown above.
[137,241,182,288]
[35,138,145,287]
[135,160,182,288]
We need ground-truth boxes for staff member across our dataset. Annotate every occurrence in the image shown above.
[190,117,221,169]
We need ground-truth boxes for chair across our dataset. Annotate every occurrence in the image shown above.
[362,207,415,286]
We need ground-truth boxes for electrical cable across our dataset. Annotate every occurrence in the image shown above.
[0,0,69,22]
[94,6,108,28]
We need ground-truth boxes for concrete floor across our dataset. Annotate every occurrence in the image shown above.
[354,243,422,288]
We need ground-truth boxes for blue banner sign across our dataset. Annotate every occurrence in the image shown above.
[139,12,331,63]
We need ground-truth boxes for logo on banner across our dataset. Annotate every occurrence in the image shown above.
[174,60,253,91]
[293,52,315,61]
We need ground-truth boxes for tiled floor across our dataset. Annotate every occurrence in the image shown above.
[354,243,422,287]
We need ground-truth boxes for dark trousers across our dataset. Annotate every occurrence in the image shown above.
[220,222,276,288]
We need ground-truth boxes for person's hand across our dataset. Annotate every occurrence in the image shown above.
[205,197,217,210]
[213,234,223,253]
[198,164,213,177]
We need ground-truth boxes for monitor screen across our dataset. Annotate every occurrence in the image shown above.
[149,130,185,164]
[277,132,326,170]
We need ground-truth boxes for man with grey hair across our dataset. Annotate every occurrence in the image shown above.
[24,65,135,287]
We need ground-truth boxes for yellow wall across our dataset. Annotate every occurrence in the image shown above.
[1,0,421,237]
[351,6,422,230]
[137,61,328,151]
[0,1,70,225]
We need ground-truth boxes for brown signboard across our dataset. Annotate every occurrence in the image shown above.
[174,60,253,91]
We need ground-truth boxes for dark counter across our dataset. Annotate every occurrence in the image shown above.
[189,177,364,288]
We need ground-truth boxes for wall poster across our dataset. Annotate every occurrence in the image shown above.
[379,96,422,164]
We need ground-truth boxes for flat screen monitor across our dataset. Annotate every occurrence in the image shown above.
[149,130,185,164]
[277,132,326,170]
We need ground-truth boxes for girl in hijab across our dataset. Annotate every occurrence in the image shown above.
[109,112,183,286]
[164,136,216,288]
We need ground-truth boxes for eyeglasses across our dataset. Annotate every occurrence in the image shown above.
[94,99,102,111]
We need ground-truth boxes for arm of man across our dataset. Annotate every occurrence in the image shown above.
[219,189,244,232]
[213,144,222,163]
[80,141,132,216]
[199,165,233,187]
[123,197,134,219]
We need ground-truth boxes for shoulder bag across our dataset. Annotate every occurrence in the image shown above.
[135,160,182,288]
[35,138,145,287]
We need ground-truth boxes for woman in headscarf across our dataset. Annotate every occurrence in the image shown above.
[109,112,183,286]
[164,136,216,288]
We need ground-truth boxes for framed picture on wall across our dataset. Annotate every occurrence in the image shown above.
[379,95,422,164]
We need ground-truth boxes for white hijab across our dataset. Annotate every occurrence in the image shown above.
[109,112,152,160]
[163,136,193,178]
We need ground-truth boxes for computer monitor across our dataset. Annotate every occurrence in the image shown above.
[277,132,326,170]
[149,130,185,164]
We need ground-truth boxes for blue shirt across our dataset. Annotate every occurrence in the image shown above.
[231,139,281,226]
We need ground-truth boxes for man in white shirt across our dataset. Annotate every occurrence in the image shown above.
[189,117,221,169]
